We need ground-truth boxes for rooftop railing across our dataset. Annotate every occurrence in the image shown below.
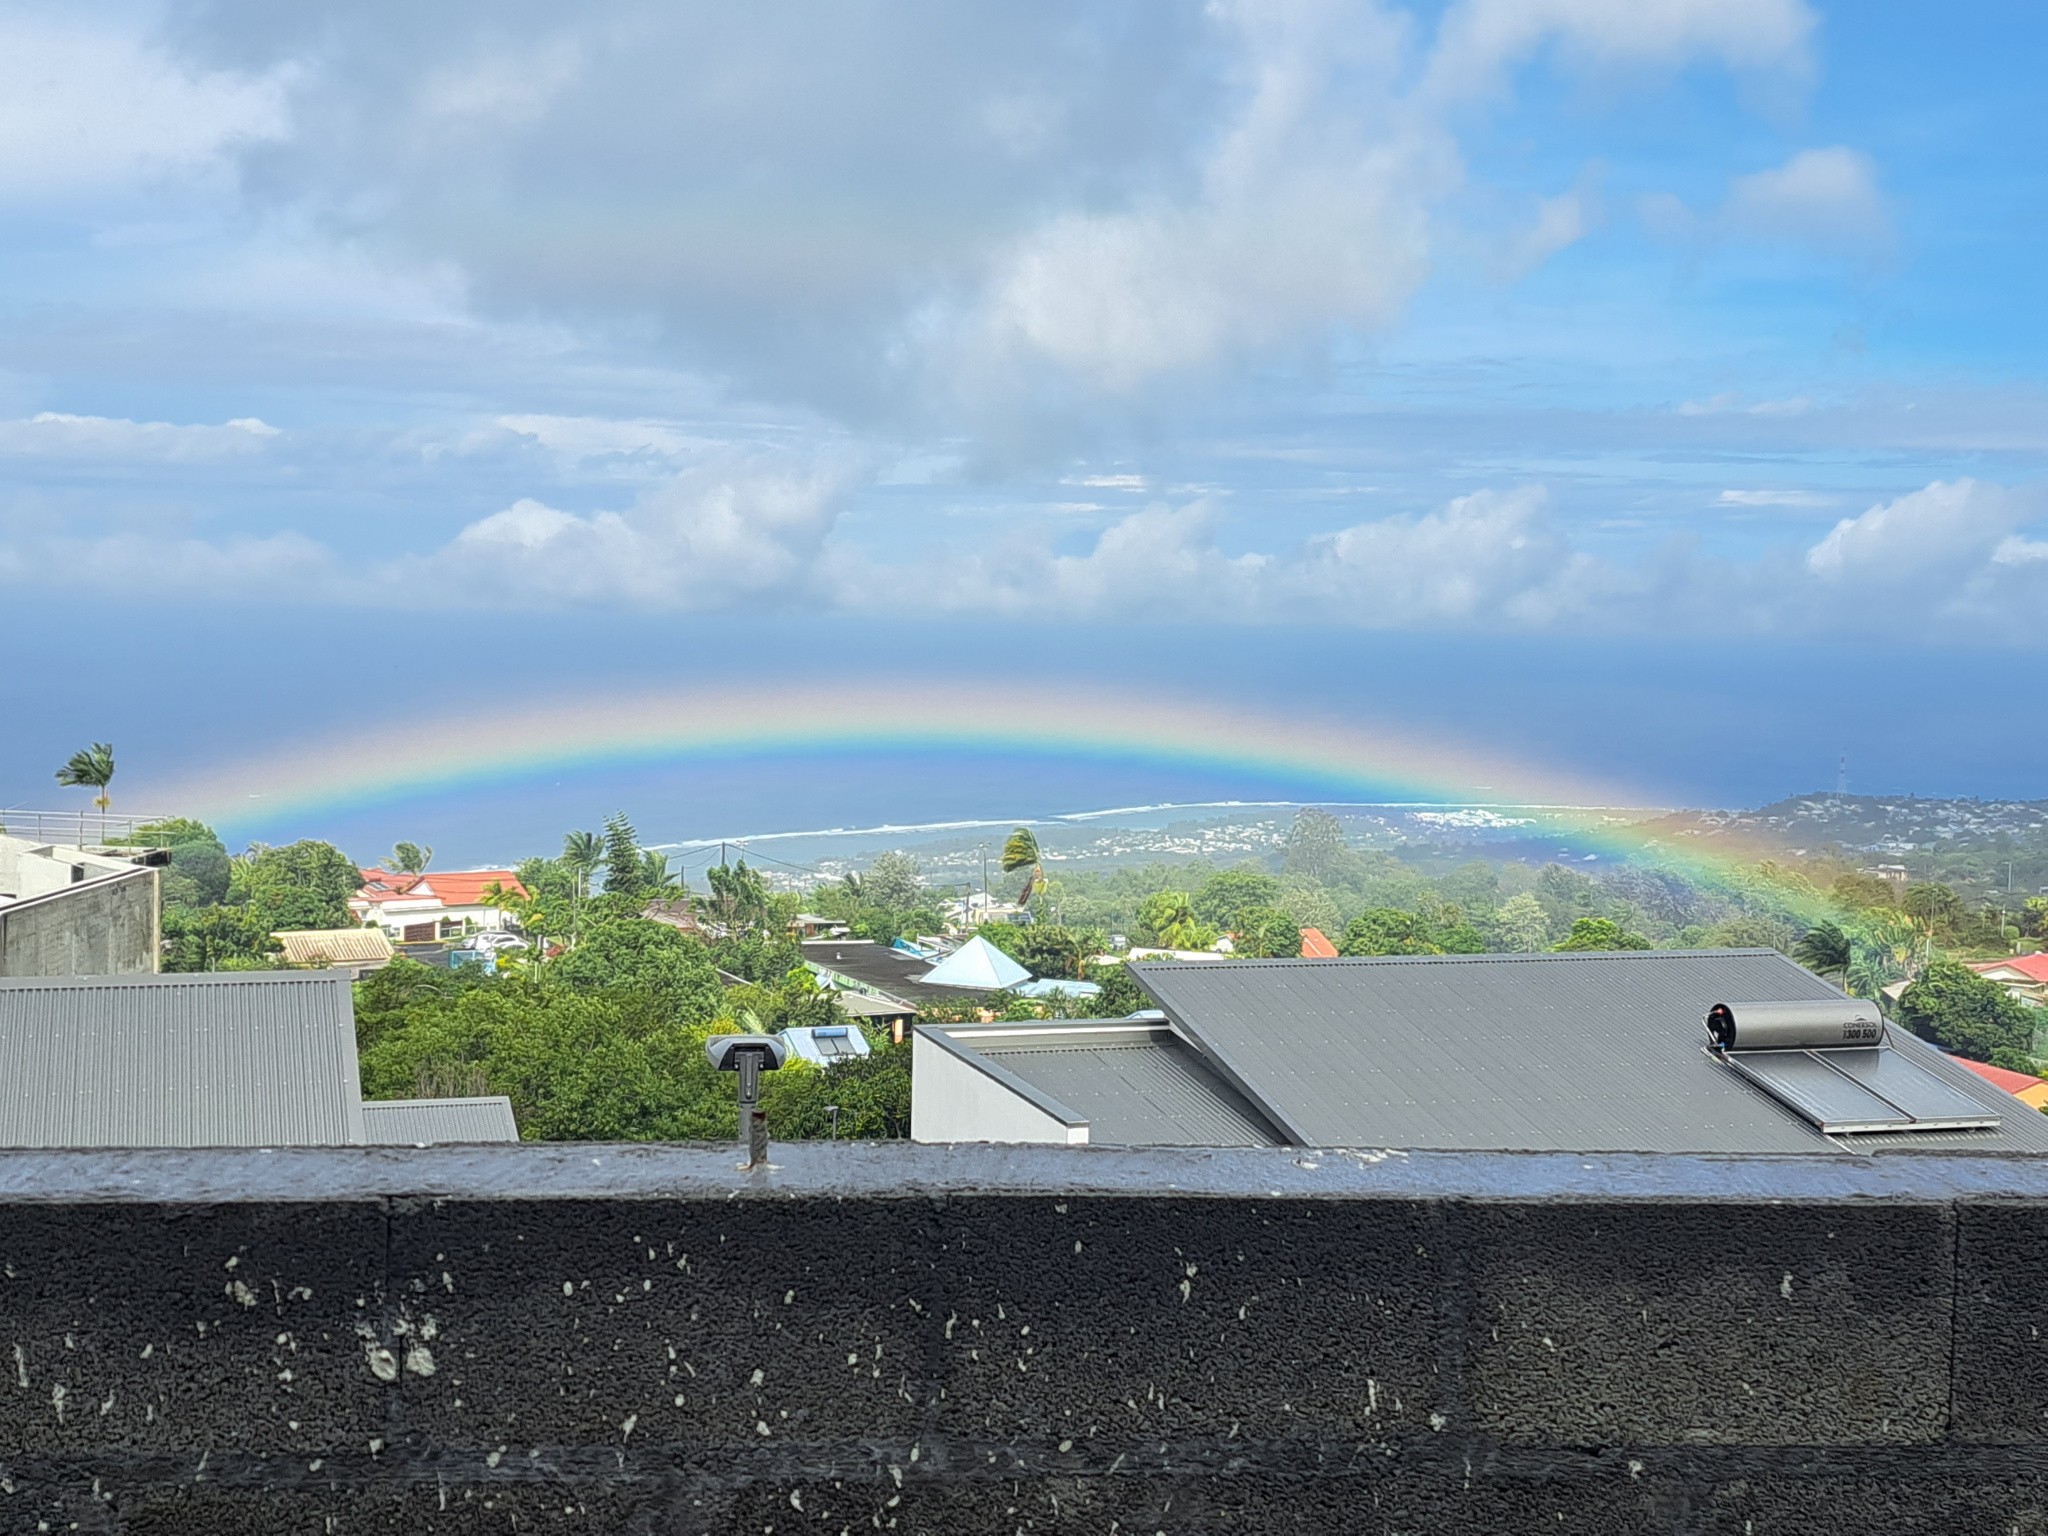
[0,809,182,849]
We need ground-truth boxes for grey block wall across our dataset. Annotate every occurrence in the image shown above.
[0,868,158,977]
[1,1142,2046,1534]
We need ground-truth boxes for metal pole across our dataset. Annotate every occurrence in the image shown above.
[737,1052,768,1167]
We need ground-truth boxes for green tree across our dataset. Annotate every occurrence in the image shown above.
[162,840,233,908]
[1897,959,2034,1061]
[1902,883,1964,934]
[1340,908,1443,957]
[1193,867,1282,931]
[161,904,278,972]
[1536,863,1597,926]
[1000,827,1046,909]
[548,918,721,1017]
[1232,905,1303,959]
[639,849,683,896]
[978,922,1099,979]
[1493,892,1551,953]
[1136,890,1212,950]
[862,850,924,911]
[128,817,223,853]
[705,859,768,931]
[1552,916,1652,952]
[760,1038,913,1139]
[1830,872,1899,912]
[561,830,602,944]
[1283,808,1346,880]
[1793,920,1853,985]
[54,742,116,815]
[602,812,645,900]
[381,842,434,874]
[242,840,361,932]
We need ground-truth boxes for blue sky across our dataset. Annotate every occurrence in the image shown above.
[2,1,2042,858]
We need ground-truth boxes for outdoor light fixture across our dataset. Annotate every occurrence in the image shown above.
[706,1034,788,1168]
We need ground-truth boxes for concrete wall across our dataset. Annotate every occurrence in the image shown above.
[2,1142,2048,1533]
[0,865,158,977]
[911,1029,1087,1144]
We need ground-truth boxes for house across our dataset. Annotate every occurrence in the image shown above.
[788,913,847,938]
[0,970,517,1148]
[780,1024,872,1067]
[350,868,526,942]
[1299,926,1339,958]
[912,949,2048,1155]
[273,926,395,977]
[1968,953,2048,1008]
[643,897,702,934]
[0,835,161,977]
[1951,1055,2048,1110]
[802,938,991,1009]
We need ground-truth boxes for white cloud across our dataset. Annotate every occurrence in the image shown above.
[396,453,860,607]
[1806,479,2018,583]
[164,0,1818,419]
[1717,489,1835,507]
[1678,393,1812,417]
[0,529,332,592]
[1725,146,1889,248]
[0,413,281,460]
[0,11,287,199]
[492,415,713,460]
[1424,0,1813,101]
[1648,147,1889,256]
[971,1,1437,393]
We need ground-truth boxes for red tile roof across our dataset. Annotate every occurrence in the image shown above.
[353,870,525,908]
[1970,953,2048,985]
[1953,1056,2048,1097]
[1299,927,1339,959]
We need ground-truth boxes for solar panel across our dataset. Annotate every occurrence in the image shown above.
[1705,999,2001,1135]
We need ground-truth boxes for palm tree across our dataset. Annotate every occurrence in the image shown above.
[1000,827,1045,911]
[55,742,115,837]
[561,830,601,945]
[381,841,434,875]
[640,849,684,897]
[1793,920,1852,986]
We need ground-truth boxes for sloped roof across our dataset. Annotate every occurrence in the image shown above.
[274,928,394,967]
[353,870,525,908]
[1299,927,1339,959]
[1952,1056,2048,1107]
[361,1096,519,1144]
[1971,954,2048,985]
[0,971,363,1148]
[1128,950,2048,1156]
[921,1019,1282,1147]
[917,935,1031,991]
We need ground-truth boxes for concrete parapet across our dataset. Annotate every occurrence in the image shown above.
[1,1142,2046,1533]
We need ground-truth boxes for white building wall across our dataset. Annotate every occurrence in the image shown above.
[911,1032,1087,1146]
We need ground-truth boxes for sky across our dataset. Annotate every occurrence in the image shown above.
[2,1,2043,861]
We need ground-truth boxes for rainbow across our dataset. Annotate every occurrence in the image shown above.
[147,680,1790,895]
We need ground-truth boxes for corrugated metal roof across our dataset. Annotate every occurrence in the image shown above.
[275,928,394,967]
[964,1024,1282,1147]
[1130,950,2048,1155]
[361,1096,519,1144]
[0,971,364,1149]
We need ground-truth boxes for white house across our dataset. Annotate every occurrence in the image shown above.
[350,869,526,942]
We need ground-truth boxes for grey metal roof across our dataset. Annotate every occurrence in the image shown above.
[1130,950,2048,1156]
[932,1021,1283,1147]
[361,1096,519,1145]
[0,971,364,1149]
[802,940,985,1005]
